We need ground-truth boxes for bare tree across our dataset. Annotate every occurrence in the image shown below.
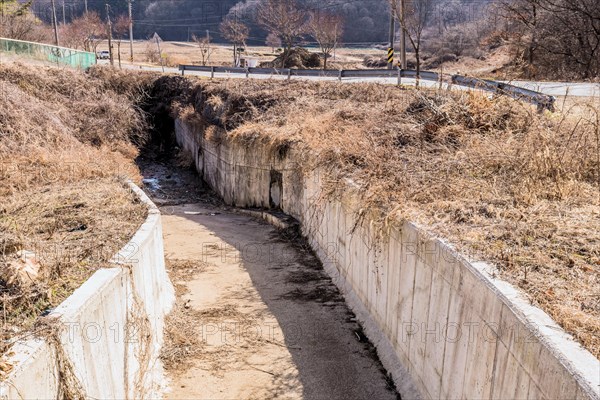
[256,0,307,68]
[496,0,541,75]
[219,17,249,66]
[265,32,281,52]
[113,15,129,68]
[498,0,600,79]
[390,0,434,83]
[192,33,214,66]
[144,40,160,63]
[308,12,344,70]
[0,0,48,41]
[60,11,105,52]
[544,0,600,79]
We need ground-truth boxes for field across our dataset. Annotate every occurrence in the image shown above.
[96,40,509,78]
[97,40,377,67]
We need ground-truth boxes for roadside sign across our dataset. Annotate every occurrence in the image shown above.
[387,47,394,64]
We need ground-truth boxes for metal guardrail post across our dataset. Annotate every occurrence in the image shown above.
[339,70,343,81]
[287,69,291,81]
[181,66,185,76]
[397,68,402,86]
[211,66,215,79]
[245,68,249,78]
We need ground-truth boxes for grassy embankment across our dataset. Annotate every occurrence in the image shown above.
[0,63,155,360]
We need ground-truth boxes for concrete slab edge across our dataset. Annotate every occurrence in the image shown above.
[234,208,293,230]
[408,223,600,399]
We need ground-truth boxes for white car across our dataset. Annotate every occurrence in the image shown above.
[96,50,110,60]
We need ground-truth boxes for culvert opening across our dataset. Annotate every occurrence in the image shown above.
[140,75,192,150]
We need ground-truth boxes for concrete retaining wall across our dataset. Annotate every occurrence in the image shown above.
[0,183,175,399]
[175,118,600,400]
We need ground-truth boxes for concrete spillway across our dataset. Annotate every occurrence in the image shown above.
[160,202,404,399]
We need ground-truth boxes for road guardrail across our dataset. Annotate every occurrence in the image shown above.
[179,64,556,111]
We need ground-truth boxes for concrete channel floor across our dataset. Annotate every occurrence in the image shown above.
[159,201,401,400]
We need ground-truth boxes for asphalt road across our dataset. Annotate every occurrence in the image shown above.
[501,80,600,97]
[101,60,600,98]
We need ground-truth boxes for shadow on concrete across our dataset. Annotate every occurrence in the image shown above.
[139,156,402,399]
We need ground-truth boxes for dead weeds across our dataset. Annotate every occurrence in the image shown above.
[0,63,151,357]
[161,258,209,371]
[161,303,205,372]
[0,179,147,356]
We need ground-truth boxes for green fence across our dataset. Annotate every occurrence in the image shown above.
[0,38,96,69]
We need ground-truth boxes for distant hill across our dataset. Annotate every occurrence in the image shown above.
[29,0,493,46]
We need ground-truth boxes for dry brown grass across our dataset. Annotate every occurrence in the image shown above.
[178,78,600,358]
[0,181,146,352]
[0,63,152,196]
[0,63,153,355]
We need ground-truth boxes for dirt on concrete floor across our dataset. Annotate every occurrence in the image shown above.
[159,202,407,399]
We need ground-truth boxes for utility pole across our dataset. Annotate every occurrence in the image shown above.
[155,34,164,72]
[400,0,407,69]
[51,0,60,46]
[84,0,87,14]
[388,1,395,69]
[233,10,238,67]
[106,4,114,67]
[62,0,66,25]
[333,22,338,61]
[206,29,211,64]
[128,0,134,63]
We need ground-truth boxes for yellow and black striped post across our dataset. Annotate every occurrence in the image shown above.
[387,47,395,65]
